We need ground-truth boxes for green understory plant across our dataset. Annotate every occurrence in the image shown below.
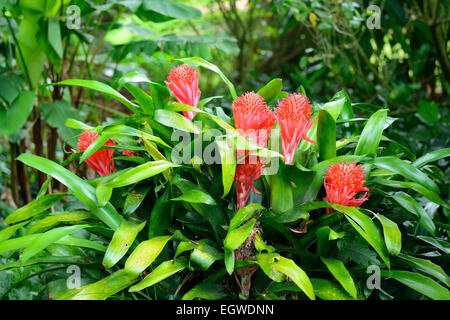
[0,57,449,300]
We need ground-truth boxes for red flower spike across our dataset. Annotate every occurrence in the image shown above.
[77,130,115,177]
[232,91,276,148]
[232,92,276,211]
[275,93,316,165]
[323,161,369,211]
[166,64,201,121]
[235,155,265,211]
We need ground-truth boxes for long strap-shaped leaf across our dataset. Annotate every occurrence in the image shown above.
[17,154,123,230]
[48,79,140,113]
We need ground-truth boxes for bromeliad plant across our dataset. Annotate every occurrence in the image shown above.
[0,57,449,300]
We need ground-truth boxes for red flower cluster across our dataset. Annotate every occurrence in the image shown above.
[232,92,276,211]
[323,161,369,209]
[231,91,318,210]
[275,93,316,165]
[164,67,318,210]
[77,131,115,177]
[166,64,201,121]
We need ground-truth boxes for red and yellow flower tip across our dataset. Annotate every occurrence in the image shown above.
[323,161,369,209]
[122,150,134,157]
[166,64,201,121]
[232,91,276,148]
[234,155,265,211]
[275,93,316,165]
[77,130,115,177]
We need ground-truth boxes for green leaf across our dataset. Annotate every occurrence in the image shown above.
[0,91,36,136]
[374,178,447,207]
[48,17,63,58]
[154,109,200,133]
[26,210,93,234]
[331,204,390,269]
[79,132,112,164]
[0,234,40,255]
[317,109,336,160]
[268,164,293,214]
[355,109,387,157]
[57,269,138,300]
[105,160,179,188]
[16,15,46,89]
[412,148,450,168]
[224,219,257,251]
[272,256,315,300]
[176,57,237,99]
[257,78,283,103]
[190,241,223,270]
[124,83,154,116]
[17,154,123,230]
[101,124,169,147]
[57,235,107,252]
[229,203,264,230]
[129,259,186,292]
[21,225,88,262]
[256,253,286,282]
[103,220,146,269]
[148,189,172,238]
[391,191,436,236]
[321,93,346,120]
[310,278,355,300]
[181,282,228,300]
[224,247,235,275]
[254,233,275,253]
[0,222,28,242]
[417,100,439,123]
[416,235,450,254]
[65,118,93,131]
[171,189,216,205]
[96,183,113,208]
[51,80,139,112]
[320,257,357,298]
[315,226,345,257]
[0,255,94,271]
[380,270,450,300]
[371,156,439,193]
[123,186,151,216]
[373,213,402,256]
[399,254,449,287]
[138,0,202,22]
[5,193,68,225]
[124,235,172,275]
[215,137,236,197]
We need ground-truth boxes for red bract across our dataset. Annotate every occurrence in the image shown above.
[232,91,276,211]
[77,130,115,177]
[234,155,265,211]
[166,64,201,121]
[275,93,316,165]
[323,161,369,210]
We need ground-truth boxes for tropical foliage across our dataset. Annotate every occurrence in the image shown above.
[0,0,449,300]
